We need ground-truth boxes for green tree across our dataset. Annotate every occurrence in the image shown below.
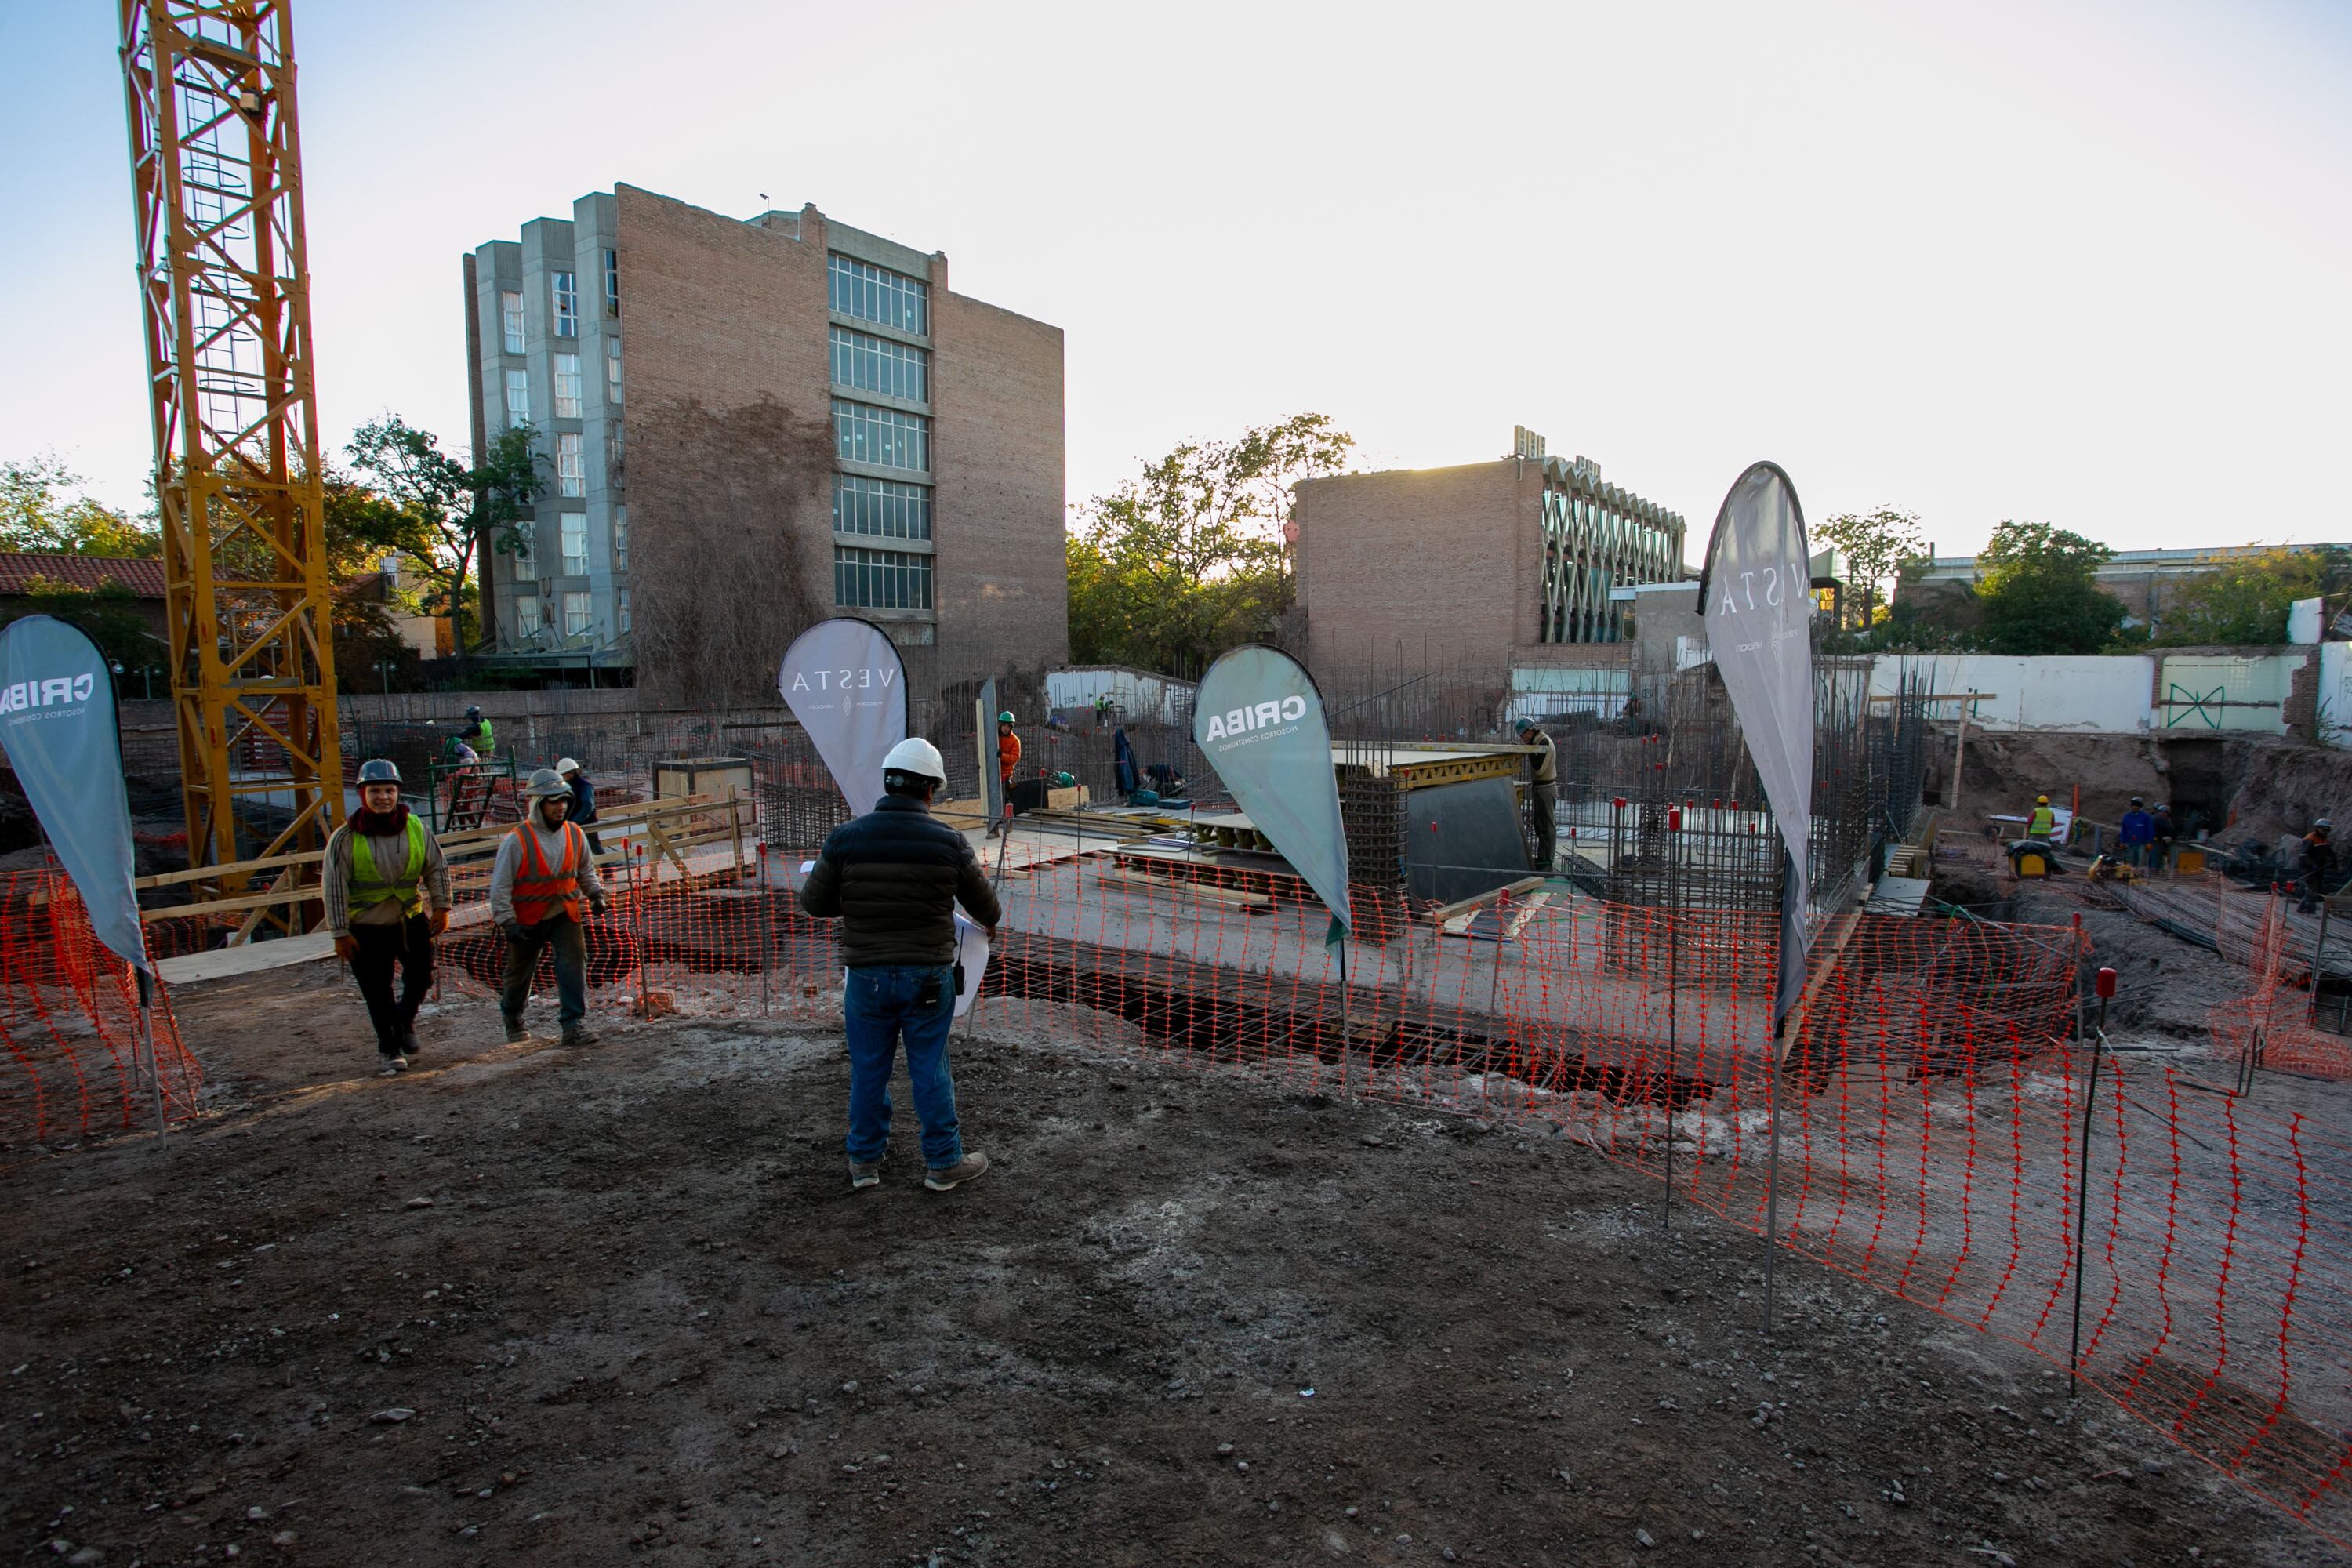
[1068,412,1353,669]
[344,417,543,665]
[1973,520,2125,655]
[1817,506,1925,632]
[0,456,160,557]
[2148,546,2347,647]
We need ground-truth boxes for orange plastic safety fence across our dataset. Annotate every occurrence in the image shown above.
[366,823,2352,1544]
[0,871,201,1147]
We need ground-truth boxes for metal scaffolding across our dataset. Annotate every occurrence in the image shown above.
[120,0,342,881]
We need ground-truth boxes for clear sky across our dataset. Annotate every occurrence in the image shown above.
[3,0,2347,562]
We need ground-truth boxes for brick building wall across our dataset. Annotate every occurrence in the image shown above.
[930,282,1069,684]
[473,184,1065,702]
[1296,461,1531,668]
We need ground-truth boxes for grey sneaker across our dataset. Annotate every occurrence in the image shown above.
[561,1024,600,1047]
[924,1152,989,1192]
[377,1056,405,1077]
[503,1017,529,1045]
[398,1029,422,1059]
[848,1159,882,1190]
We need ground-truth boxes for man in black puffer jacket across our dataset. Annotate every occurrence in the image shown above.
[800,736,1001,1192]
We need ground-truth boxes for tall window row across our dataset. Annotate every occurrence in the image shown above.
[1536,488,1685,644]
[833,475,932,541]
[833,399,928,473]
[834,546,933,612]
[829,254,928,336]
[830,326,929,403]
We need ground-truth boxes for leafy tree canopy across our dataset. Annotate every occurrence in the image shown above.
[1068,412,1352,672]
[1816,506,1924,631]
[2148,545,2349,648]
[345,417,543,662]
[1973,520,2125,655]
[0,456,159,558]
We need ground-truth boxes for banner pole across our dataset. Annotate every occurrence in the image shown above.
[1764,846,1794,1336]
[1664,814,1679,1231]
[136,967,165,1137]
[757,842,772,1019]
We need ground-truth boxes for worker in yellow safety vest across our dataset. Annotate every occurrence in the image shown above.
[488,768,609,1047]
[325,758,451,1073]
[2027,793,2058,840]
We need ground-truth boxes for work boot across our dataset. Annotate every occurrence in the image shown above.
[561,1023,600,1047]
[924,1152,989,1192]
[848,1158,881,1191]
[503,1016,529,1045]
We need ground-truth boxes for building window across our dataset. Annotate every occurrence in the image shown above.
[556,432,584,497]
[561,514,587,576]
[613,505,628,572]
[828,254,928,336]
[605,336,622,405]
[829,326,929,403]
[503,368,530,430]
[608,420,626,476]
[833,475,932,541]
[510,521,535,576]
[834,545,933,611]
[553,353,582,419]
[551,271,577,337]
[562,590,592,637]
[603,248,619,316]
[619,586,630,634]
[833,400,928,472]
[514,593,542,638]
[500,290,524,354]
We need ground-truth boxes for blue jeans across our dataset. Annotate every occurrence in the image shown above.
[844,964,962,1170]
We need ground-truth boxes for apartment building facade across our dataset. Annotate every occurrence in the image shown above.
[463,186,1067,695]
[1293,430,1688,668]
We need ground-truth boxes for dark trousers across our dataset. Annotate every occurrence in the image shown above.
[501,913,589,1028]
[1530,782,1559,869]
[351,914,434,1055]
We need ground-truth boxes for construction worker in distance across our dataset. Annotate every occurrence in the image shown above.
[324,759,450,1074]
[2117,796,2156,869]
[2026,793,2058,842]
[459,704,495,757]
[557,756,603,856]
[489,768,609,1047]
[987,710,1021,837]
[2299,819,2336,913]
[798,736,1001,1192]
[2151,801,2178,868]
[1514,716,1559,869]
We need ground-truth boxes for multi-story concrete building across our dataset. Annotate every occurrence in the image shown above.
[1293,429,1688,669]
[462,186,1067,697]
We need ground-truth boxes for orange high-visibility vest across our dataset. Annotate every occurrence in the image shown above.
[510,822,589,924]
[998,730,1021,782]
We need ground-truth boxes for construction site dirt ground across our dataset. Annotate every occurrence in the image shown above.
[3,961,2341,1568]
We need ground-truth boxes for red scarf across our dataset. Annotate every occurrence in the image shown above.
[353,804,410,837]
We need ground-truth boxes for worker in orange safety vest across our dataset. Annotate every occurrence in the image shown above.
[488,768,608,1047]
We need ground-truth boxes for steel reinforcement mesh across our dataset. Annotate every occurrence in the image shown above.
[0,872,201,1147]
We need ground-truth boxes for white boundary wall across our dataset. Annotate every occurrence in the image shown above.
[1868,652,2305,736]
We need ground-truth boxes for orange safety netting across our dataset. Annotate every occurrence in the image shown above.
[0,871,200,1147]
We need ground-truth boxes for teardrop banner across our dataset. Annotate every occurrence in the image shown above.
[0,615,150,974]
[1697,460,1815,1029]
[1192,644,1350,935]
[778,618,909,815]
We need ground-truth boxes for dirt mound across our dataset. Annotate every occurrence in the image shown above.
[2224,737,2352,846]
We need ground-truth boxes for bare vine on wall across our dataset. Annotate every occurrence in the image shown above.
[629,394,833,706]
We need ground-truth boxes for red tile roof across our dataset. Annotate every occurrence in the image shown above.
[0,553,169,599]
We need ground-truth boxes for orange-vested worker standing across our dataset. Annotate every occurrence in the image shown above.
[488,768,608,1047]
[989,710,1021,837]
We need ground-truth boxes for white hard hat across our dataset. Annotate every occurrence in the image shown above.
[882,736,947,784]
[557,757,580,774]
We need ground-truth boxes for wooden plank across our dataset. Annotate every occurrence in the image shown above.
[136,848,321,891]
[1424,874,1545,926]
[1097,866,1270,911]
[156,930,336,986]
[141,884,325,922]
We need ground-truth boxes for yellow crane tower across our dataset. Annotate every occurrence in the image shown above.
[118,0,343,898]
